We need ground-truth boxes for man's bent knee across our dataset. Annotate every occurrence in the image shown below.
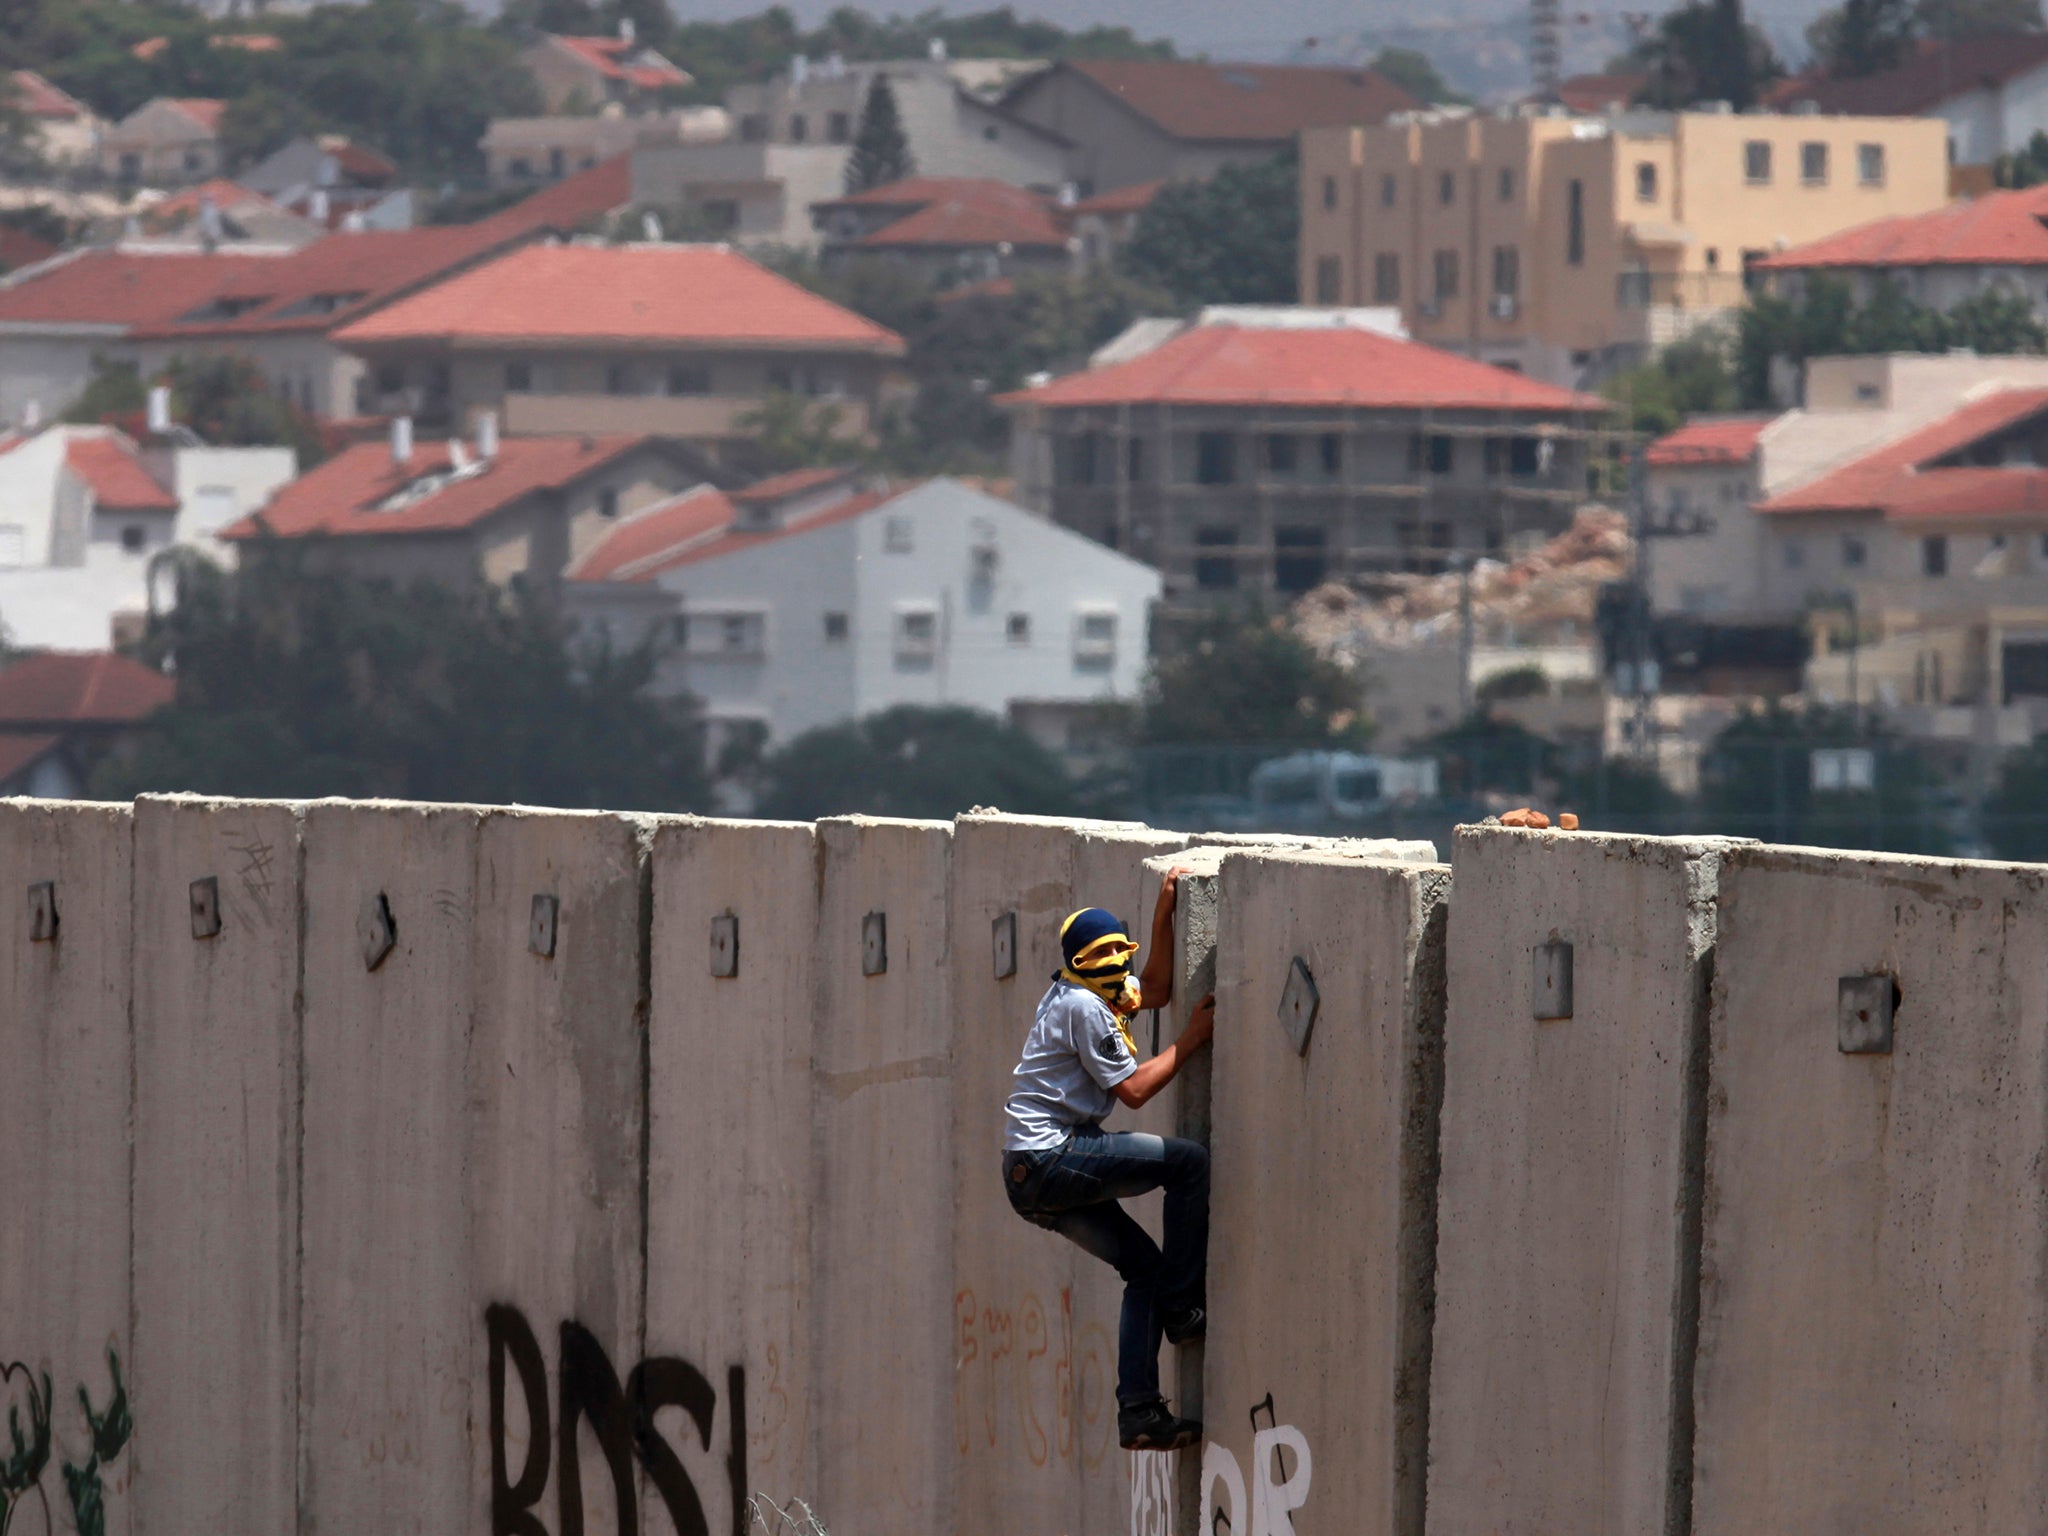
[1165,1136,1210,1186]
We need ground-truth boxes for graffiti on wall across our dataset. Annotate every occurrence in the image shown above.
[953,1286,1115,1471]
[1201,1395,1312,1536]
[1128,1449,1174,1536]
[485,1304,747,1536]
[0,1348,131,1536]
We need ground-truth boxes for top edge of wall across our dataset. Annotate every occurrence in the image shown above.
[954,810,1152,832]
[1718,840,2048,886]
[1455,823,1757,858]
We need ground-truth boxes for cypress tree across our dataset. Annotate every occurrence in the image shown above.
[844,74,915,193]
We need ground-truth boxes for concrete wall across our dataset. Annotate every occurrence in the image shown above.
[26,796,2048,1536]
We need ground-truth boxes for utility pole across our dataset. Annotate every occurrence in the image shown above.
[1456,553,1474,717]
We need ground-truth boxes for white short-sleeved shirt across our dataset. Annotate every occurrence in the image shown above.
[1003,978,1137,1152]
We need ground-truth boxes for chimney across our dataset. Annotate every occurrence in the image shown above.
[641,209,663,241]
[146,385,171,436]
[448,437,470,473]
[929,36,947,62]
[197,195,223,249]
[476,409,499,462]
[20,399,41,430]
[619,16,635,44]
[1058,181,1077,207]
[791,54,810,89]
[309,187,330,224]
[390,414,414,466]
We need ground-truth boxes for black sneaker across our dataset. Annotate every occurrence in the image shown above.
[1162,1305,1206,1345]
[1118,1398,1202,1451]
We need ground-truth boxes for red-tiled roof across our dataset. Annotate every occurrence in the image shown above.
[0,651,173,726]
[64,435,176,512]
[547,34,691,91]
[474,152,633,237]
[334,243,905,353]
[1758,185,2048,271]
[627,487,895,578]
[0,225,57,272]
[10,70,87,121]
[1645,415,1772,467]
[816,176,1024,211]
[319,137,398,186]
[1013,60,1418,144]
[223,433,659,540]
[1772,34,2048,118]
[857,185,1069,251]
[0,249,275,328]
[731,465,859,504]
[568,483,734,580]
[1072,180,1165,217]
[999,324,1607,413]
[168,98,226,133]
[1756,387,2048,517]
[149,178,275,220]
[1554,72,1646,113]
[0,733,60,783]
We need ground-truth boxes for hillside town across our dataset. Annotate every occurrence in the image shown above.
[5,0,2048,851]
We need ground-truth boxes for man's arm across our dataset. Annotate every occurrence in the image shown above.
[1135,865,1188,1009]
[1113,994,1214,1109]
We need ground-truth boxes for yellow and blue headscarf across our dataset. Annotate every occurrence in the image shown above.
[1059,907,1142,1051]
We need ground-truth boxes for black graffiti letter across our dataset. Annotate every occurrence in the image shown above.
[724,1365,747,1536]
[626,1357,715,1536]
[558,1321,639,1536]
[486,1304,551,1536]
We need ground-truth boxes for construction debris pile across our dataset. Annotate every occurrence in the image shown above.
[1292,506,1633,664]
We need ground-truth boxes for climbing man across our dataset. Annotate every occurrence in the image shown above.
[1001,867,1216,1451]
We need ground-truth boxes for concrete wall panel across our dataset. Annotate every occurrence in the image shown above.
[0,799,134,1536]
[299,802,482,1536]
[947,814,1186,1535]
[1693,848,2048,1533]
[1205,847,1449,1536]
[1427,827,1734,1536]
[647,817,817,1531]
[812,816,953,1536]
[130,796,301,1536]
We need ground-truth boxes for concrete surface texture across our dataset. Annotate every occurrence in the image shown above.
[17,797,2048,1536]
[1205,846,1449,1536]
[1692,846,2048,1534]
[1427,826,1738,1536]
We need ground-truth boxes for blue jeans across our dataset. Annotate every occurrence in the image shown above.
[1003,1124,1209,1408]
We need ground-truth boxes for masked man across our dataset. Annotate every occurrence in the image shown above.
[1000,867,1216,1451]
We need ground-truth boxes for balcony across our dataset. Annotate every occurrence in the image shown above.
[1614,270,1747,346]
[500,392,871,442]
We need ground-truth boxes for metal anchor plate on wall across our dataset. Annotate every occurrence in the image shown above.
[359,892,397,972]
[1838,973,1897,1054]
[1277,956,1321,1057]
[861,911,887,976]
[26,881,56,943]
[992,910,1016,979]
[529,894,559,959]
[1532,941,1573,1020]
[190,876,221,940]
[710,912,739,977]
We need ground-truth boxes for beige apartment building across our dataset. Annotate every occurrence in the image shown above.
[1301,108,1949,386]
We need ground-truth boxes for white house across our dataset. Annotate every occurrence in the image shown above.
[568,469,1161,762]
[0,417,295,649]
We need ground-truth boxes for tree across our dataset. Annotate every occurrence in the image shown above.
[1118,150,1298,309]
[94,558,710,809]
[1984,732,2048,858]
[1368,47,1469,105]
[1624,0,1782,108]
[844,73,914,194]
[1697,703,1952,852]
[1142,611,1368,746]
[1807,0,2040,76]
[734,389,852,472]
[1995,128,2048,187]
[753,705,1076,819]
[64,355,327,467]
[1605,332,1741,435]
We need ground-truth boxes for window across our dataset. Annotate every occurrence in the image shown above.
[1923,534,1949,576]
[766,365,794,392]
[1635,161,1657,201]
[1073,608,1117,667]
[1274,526,1327,592]
[827,111,851,143]
[1433,248,1460,300]
[550,147,566,178]
[1322,175,1338,210]
[1744,140,1772,183]
[1127,437,1145,484]
[983,123,1000,141]
[789,113,808,142]
[1007,612,1031,644]
[1373,252,1400,303]
[1783,538,1805,570]
[1315,255,1341,304]
[720,614,762,653]
[1057,431,1102,486]
[1262,434,1299,475]
[740,114,769,142]
[1499,166,1516,201]
[1319,434,1341,476]
[0,525,21,568]
[1195,526,1238,589]
[699,199,740,233]
[183,148,204,173]
[1492,245,1519,298]
[885,515,914,552]
[1380,173,1397,207]
[823,611,850,643]
[1843,535,1867,568]
[1195,431,1236,485]
[120,524,146,552]
[505,362,532,392]
[1801,141,1828,185]
[1858,142,1885,185]
[598,488,619,519]
[894,605,939,659]
[1705,246,1721,270]
[1566,178,1584,265]
[606,364,633,395]
[1438,170,1455,205]
[1409,434,1453,474]
[667,364,711,395]
[1487,437,1542,475]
